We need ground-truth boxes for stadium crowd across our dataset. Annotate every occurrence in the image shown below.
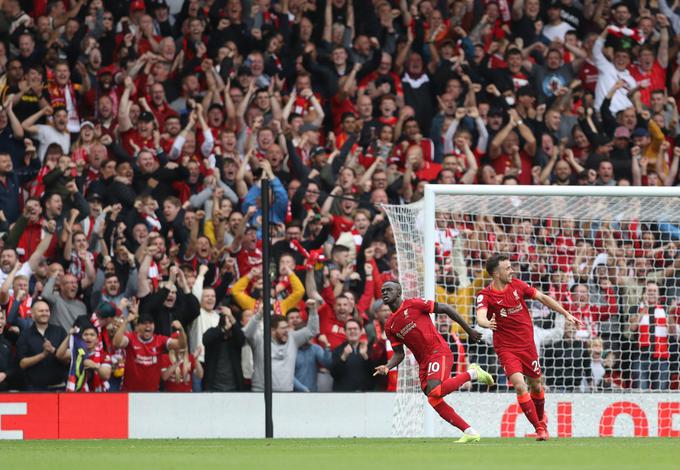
[0,0,679,394]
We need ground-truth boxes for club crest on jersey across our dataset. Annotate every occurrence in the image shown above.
[513,290,519,300]
[403,309,409,317]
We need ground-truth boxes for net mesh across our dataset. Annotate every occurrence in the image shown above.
[382,201,426,437]
[384,191,680,437]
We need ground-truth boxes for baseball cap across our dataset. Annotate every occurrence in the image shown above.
[631,127,650,138]
[80,120,94,130]
[310,146,329,158]
[149,0,169,9]
[97,65,117,77]
[87,192,103,203]
[96,302,117,319]
[138,111,155,122]
[130,0,146,12]
[614,126,631,139]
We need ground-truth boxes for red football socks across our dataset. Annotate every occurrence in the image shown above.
[432,401,470,432]
[531,388,545,422]
[439,372,472,396]
[517,392,541,431]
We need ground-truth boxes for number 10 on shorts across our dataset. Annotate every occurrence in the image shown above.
[427,362,440,374]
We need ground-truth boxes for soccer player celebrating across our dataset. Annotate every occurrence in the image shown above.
[374,280,494,443]
[476,254,583,441]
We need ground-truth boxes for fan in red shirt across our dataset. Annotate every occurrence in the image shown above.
[112,308,187,392]
[160,347,203,392]
[488,109,536,185]
[118,77,157,157]
[374,281,493,444]
[476,254,582,441]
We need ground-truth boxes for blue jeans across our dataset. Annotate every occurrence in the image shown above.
[632,351,670,390]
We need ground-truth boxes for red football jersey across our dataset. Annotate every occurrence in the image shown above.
[330,215,354,240]
[318,304,348,350]
[578,59,599,93]
[235,245,262,277]
[120,129,154,158]
[122,332,171,392]
[384,298,447,364]
[160,354,195,393]
[476,279,537,351]
[631,61,666,107]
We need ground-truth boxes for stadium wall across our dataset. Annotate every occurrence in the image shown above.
[0,393,678,439]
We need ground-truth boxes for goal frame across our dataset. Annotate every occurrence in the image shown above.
[422,184,680,304]
[388,184,680,437]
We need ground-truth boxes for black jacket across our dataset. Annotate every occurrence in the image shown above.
[139,287,200,337]
[331,341,375,391]
[202,322,246,391]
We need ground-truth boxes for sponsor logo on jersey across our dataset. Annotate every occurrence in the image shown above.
[396,322,416,339]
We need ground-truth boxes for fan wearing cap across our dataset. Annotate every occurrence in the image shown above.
[633,123,668,174]
[118,76,158,158]
[149,0,173,37]
[605,126,633,182]
[113,302,187,392]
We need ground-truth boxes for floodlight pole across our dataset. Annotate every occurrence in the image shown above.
[262,177,274,438]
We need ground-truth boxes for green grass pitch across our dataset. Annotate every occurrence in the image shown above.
[0,438,677,470]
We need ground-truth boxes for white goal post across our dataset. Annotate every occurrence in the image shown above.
[383,184,680,438]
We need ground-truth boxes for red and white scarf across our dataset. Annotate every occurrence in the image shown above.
[638,304,669,360]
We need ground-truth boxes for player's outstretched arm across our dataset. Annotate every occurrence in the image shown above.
[373,344,405,376]
[435,303,482,343]
[534,291,584,327]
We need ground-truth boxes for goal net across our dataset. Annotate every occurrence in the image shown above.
[383,185,680,437]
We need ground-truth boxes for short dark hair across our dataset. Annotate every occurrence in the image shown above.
[486,254,509,276]
[271,314,286,329]
[332,244,350,255]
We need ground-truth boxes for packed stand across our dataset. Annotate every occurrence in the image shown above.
[0,0,679,393]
